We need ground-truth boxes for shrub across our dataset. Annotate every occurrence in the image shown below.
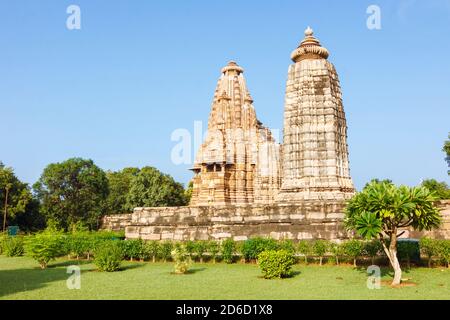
[67,233,89,260]
[193,241,208,263]
[363,240,383,265]
[0,232,8,255]
[279,239,296,253]
[120,239,144,261]
[420,237,438,267]
[343,239,363,267]
[159,241,173,262]
[94,241,123,272]
[241,237,278,262]
[171,244,191,274]
[25,231,64,269]
[258,250,295,279]
[145,241,160,262]
[437,240,450,268]
[312,240,329,266]
[2,236,25,257]
[329,242,344,265]
[221,239,235,264]
[397,240,420,268]
[208,241,220,263]
[185,240,196,258]
[297,240,312,264]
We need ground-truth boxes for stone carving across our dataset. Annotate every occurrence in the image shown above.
[277,27,355,202]
[189,61,281,206]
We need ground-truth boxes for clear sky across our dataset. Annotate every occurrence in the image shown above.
[1,0,449,190]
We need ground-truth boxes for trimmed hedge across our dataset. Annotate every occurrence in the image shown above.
[258,250,295,279]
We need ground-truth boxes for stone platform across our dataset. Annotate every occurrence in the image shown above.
[122,202,349,241]
[101,200,450,241]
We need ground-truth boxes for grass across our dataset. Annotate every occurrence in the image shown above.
[0,256,449,300]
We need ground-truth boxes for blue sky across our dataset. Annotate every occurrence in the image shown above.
[1,0,449,190]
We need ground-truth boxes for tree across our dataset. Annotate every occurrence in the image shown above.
[345,181,441,285]
[421,179,450,200]
[105,167,140,213]
[126,166,188,208]
[0,162,33,231]
[363,178,393,189]
[443,133,450,175]
[33,158,109,230]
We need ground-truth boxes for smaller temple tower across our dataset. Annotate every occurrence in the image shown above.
[277,27,355,202]
[189,61,281,206]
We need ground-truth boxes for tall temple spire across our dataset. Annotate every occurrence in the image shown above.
[277,27,355,202]
[190,61,281,206]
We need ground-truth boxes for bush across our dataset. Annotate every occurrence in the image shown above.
[2,236,25,257]
[208,241,220,263]
[297,240,312,264]
[437,240,450,268]
[258,250,295,279]
[94,241,123,272]
[193,241,208,263]
[420,237,438,267]
[241,237,278,262]
[159,241,173,262]
[343,239,363,267]
[0,232,7,255]
[397,240,420,268]
[329,242,344,265]
[312,240,329,266]
[25,231,64,269]
[221,239,235,264]
[363,240,383,265]
[145,241,160,262]
[279,239,296,253]
[185,240,196,258]
[120,239,144,261]
[171,244,191,274]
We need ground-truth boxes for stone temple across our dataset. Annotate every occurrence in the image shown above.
[102,28,450,241]
[189,61,281,206]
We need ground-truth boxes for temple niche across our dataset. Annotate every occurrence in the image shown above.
[189,61,281,206]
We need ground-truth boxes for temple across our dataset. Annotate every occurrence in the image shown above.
[189,61,281,206]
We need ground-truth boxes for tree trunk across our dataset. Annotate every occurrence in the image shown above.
[371,257,375,265]
[2,187,9,232]
[319,257,323,266]
[152,256,156,263]
[381,233,402,286]
[336,256,339,265]
[353,258,357,267]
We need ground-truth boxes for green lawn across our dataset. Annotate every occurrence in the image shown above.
[0,256,449,300]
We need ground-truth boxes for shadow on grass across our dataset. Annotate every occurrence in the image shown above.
[0,267,69,298]
[50,259,92,268]
[355,266,412,278]
[120,263,147,271]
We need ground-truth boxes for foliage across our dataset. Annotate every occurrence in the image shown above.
[25,230,64,268]
[343,239,363,267]
[159,241,173,262]
[0,163,34,231]
[329,242,344,265]
[241,237,278,261]
[208,241,220,263]
[221,239,235,264]
[437,240,450,268]
[312,240,329,265]
[33,158,109,230]
[145,241,160,262]
[184,181,193,205]
[444,133,450,175]
[193,241,208,263]
[257,250,295,279]
[421,179,450,200]
[120,239,144,261]
[94,241,123,272]
[397,240,420,268]
[297,240,312,264]
[278,239,295,253]
[363,240,383,264]
[420,237,439,267]
[345,180,441,284]
[171,244,191,274]
[2,236,25,257]
[105,168,140,214]
[126,166,188,208]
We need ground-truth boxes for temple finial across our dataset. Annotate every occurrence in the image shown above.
[305,26,313,36]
